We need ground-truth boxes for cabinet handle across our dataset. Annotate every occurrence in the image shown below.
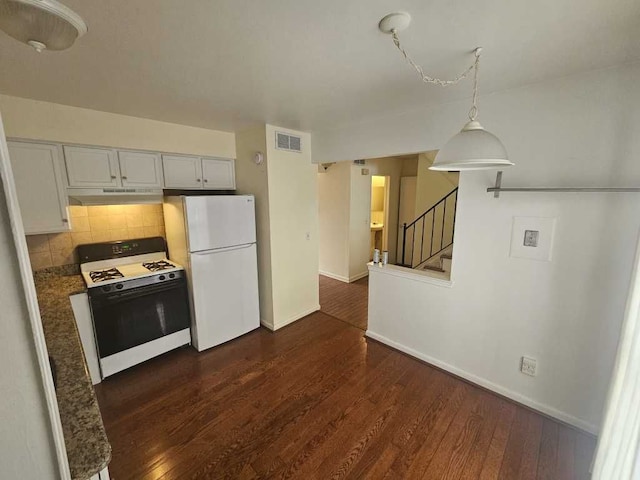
[111,175,117,179]
[121,176,128,180]
[62,218,69,223]
[196,178,201,182]
[204,179,208,183]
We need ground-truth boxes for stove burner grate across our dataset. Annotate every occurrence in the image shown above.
[143,260,176,272]
[89,267,124,283]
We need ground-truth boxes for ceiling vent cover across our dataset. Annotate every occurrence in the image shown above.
[353,159,366,165]
[275,131,302,153]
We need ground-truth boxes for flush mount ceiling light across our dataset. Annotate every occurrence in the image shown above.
[379,12,513,171]
[0,0,87,52]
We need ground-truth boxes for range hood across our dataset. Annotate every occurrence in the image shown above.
[67,188,164,206]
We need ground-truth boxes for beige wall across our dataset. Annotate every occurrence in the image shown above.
[235,125,319,330]
[25,204,165,271]
[414,151,459,218]
[0,94,236,158]
[265,125,319,328]
[318,161,350,281]
[349,164,372,279]
[234,126,274,327]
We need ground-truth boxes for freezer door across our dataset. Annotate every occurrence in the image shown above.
[185,195,256,252]
[190,243,260,351]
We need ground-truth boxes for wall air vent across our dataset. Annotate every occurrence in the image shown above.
[275,131,302,153]
[353,159,366,165]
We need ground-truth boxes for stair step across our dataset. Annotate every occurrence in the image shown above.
[423,265,446,273]
[441,254,452,259]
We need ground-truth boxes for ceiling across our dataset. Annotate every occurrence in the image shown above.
[0,0,638,133]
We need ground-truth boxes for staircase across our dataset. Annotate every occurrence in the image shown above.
[397,188,458,277]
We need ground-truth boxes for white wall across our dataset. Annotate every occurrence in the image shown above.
[235,127,274,326]
[318,162,351,281]
[0,94,236,158]
[236,125,319,330]
[314,62,640,433]
[0,178,58,477]
[265,125,319,329]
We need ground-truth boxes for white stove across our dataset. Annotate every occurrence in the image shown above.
[81,252,185,289]
[77,237,191,379]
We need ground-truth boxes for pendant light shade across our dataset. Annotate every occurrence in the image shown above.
[430,120,513,171]
[0,0,87,52]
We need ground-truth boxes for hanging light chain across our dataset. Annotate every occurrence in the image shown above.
[390,29,477,87]
[468,49,481,121]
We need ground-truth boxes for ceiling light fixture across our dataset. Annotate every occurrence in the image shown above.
[0,0,87,52]
[379,12,513,171]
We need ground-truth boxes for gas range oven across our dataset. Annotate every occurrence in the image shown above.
[78,237,191,378]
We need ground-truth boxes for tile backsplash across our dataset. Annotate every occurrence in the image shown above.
[27,204,166,271]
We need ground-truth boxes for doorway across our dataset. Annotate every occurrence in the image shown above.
[370,175,390,261]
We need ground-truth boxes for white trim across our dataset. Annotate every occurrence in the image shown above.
[319,270,369,283]
[319,270,350,283]
[365,330,598,435]
[367,262,453,288]
[349,270,369,282]
[0,116,72,477]
[100,329,190,378]
[264,305,321,331]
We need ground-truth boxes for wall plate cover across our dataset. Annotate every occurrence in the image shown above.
[510,217,556,261]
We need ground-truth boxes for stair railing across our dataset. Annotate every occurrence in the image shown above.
[399,188,458,269]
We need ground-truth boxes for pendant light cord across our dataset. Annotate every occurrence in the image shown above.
[390,29,482,120]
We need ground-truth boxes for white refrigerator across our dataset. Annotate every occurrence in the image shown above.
[163,195,260,351]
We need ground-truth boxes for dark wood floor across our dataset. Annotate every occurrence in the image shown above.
[319,274,369,330]
[95,313,595,479]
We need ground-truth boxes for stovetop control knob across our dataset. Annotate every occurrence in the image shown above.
[159,275,166,281]
[169,273,175,279]
[102,286,111,292]
[115,284,124,290]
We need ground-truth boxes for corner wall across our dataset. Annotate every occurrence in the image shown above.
[265,125,319,329]
[313,62,640,432]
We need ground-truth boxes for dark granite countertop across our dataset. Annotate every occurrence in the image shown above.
[33,266,111,480]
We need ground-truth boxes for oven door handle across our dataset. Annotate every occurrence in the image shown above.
[93,280,185,304]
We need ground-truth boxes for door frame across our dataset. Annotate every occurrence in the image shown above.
[0,115,71,478]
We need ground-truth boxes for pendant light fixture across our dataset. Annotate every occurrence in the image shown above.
[379,12,513,171]
[0,0,87,53]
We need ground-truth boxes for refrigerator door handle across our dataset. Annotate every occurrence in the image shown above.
[191,243,255,255]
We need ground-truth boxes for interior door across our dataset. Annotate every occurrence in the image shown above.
[162,154,202,189]
[118,151,162,187]
[63,145,119,187]
[201,157,235,189]
[185,195,256,252]
[190,244,260,351]
[8,141,70,234]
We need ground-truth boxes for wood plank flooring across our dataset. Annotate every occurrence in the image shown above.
[95,313,596,479]
[319,274,368,330]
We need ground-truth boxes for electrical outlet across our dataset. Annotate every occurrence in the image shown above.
[521,356,537,376]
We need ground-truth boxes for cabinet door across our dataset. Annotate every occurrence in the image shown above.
[162,154,203,189]
[202,157,235,189]
[64,146,119,187]
[8,141,70,234]
[118,151,162,188]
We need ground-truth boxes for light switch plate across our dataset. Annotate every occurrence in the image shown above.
[521,356,537,376]
[510,217,556,261]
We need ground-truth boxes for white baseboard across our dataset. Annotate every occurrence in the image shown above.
[319,270,369,283]
[349,271,369,282]
[263,304,321,331]
[365,330,598,435]
[319,270,350,283]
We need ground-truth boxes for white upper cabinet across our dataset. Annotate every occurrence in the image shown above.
[162,154,203,189]
[202,158,235,189]
[118,151,163,188]
[8,141,70,234]
[64,146,119,188]
[163,155,235,190]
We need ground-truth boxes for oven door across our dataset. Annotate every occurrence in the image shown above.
[89,278,190,359]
